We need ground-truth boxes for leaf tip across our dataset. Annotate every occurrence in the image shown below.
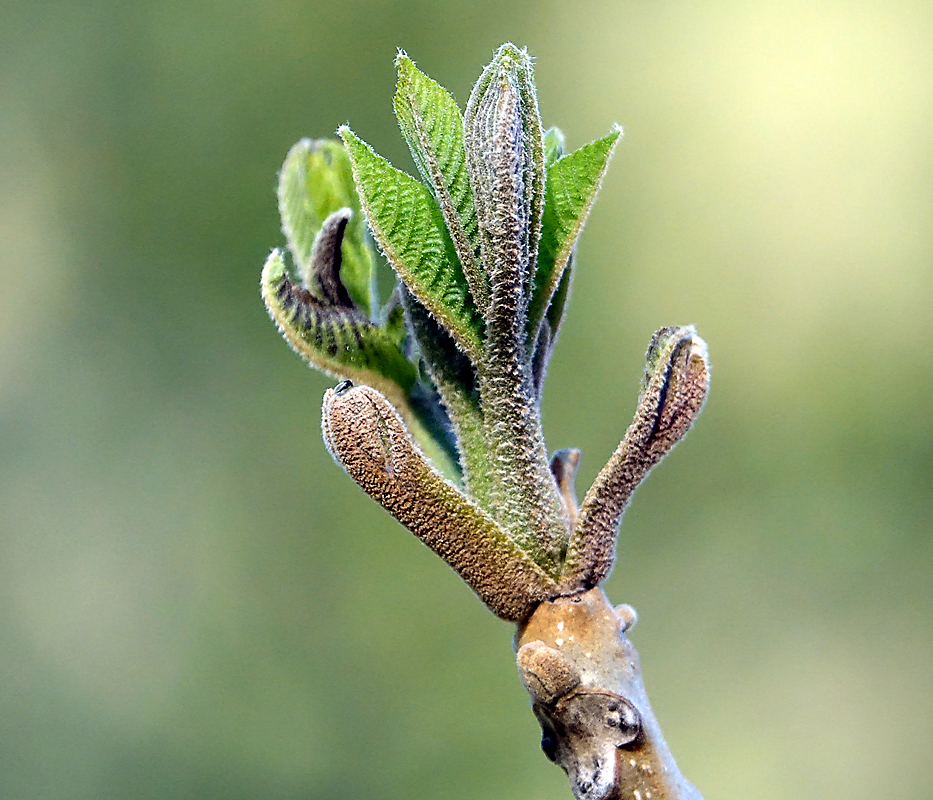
[395,50,415,72]
[605,125,624,157]
[493,41,526,63]
[261,247,286,285]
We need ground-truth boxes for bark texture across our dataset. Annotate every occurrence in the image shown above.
[516,588,702,800]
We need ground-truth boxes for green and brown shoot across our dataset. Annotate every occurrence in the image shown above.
[262,43,709,800]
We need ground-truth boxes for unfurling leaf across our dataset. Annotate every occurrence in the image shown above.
[560,326,709,591]
[380,283,410,344]
[278,139,376,316]
[261,249,415,403]
[528,127,622,347]
[306,208,355,307]
[464,43,545,319]
[544,250,573,341]
[543,126,566,167]
[529,251,575,398]
[462,44,566,564]
[340,127,485,364]
[321,383,557,621]
[398,287,492,500]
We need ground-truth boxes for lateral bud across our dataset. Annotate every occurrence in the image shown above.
[517,640,581,704]
[550,448,582,526]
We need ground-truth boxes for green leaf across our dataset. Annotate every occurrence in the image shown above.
[380,283,410,344]
[544,126,566,167]
[528,252,573,401]
[340,126,485,363]
[545,251,573,343]
[261,249,415,402]
[394,54,487,310]
[278,139,376,316]
[527,127,622,346]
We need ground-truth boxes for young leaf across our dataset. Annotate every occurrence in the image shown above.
[322,383,558,621]
[528,251,575,399]
[543,126,566,167]
[340,127,485,364]
[545,249,573,338]
[261,249,416,402]
[380,283,410,346]
[463,45,567,565]
[404,381,463,481]
[560,327,709,592]
[530,318,551,400]
[278,139,376,316]
[528,127,622,346]
[305,208,356,307]
[464,43,545,308]
[394,54,487,311]
[399,286,494,506]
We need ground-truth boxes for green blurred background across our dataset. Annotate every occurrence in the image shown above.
[1,1,930,798]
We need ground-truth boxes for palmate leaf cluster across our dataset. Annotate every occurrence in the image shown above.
[262,44,620,578]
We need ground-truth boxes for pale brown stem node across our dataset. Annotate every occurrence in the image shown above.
[516,588,703,800]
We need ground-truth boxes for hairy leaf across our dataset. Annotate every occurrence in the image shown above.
[340,127,485,363]
[380,283,410,347]
[394,54,487,310]
[261,249,415,401]
[277,139,376,316]
[399,287,493,506]
[528,251,575,400]
[464,45,566,563]
[560,327,709,591]
[528,128,622,345]
[543,126,566,167]
[464,43,545,308]
[322,383,558,621]
[545,249,574,338]
[305,208,355,307]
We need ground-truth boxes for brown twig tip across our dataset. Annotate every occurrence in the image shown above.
[321,384,559,621]
[559,327,710,592]
[265,44,709,800]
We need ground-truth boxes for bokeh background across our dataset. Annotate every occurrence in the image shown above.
[1,1,931,798]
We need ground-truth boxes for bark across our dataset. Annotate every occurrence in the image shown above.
[516,588,702,800]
